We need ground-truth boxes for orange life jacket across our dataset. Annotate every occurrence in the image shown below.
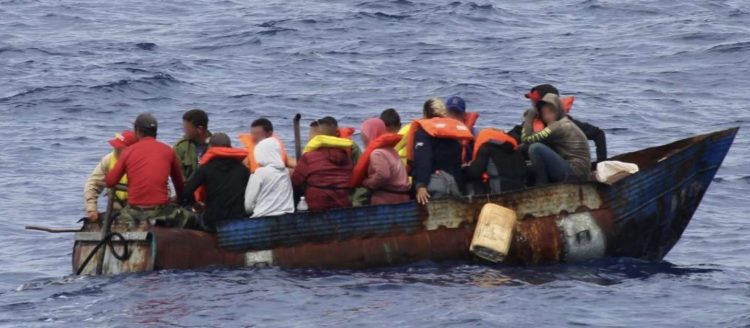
[194,146,249,203]
[533,96,575,133]
[460,112,480,162]
[350,133,403,188]
[464,112,479,131]
[338,127,355,139]
[473,129,519,159]
[406,117,475,163]
[238,134,288,172]
[472,129,519,184]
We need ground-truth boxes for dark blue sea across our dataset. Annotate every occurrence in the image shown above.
[1,0,749,326]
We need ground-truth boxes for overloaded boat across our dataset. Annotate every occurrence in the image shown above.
[68,127,737,275]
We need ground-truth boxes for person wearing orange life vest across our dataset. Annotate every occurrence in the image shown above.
[463,128,526,195]
[350,118,411,205]
[507,84,607,165]
[83,130,138,222]
[410,98,474,205]
[445,96,480,162]
[238,118,296,173]
[182,133,249,231]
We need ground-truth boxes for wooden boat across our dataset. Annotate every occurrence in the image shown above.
[73,127,738,275]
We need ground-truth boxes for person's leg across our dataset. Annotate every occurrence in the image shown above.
[528,143,572,185]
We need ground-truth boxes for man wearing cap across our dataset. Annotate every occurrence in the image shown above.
[508,84,607,164]
[106,113,193,228]
[83,130,137,222]
[446,96,480,162]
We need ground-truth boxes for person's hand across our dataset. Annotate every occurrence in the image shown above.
[86,211,99,222]
[416,187,430,205]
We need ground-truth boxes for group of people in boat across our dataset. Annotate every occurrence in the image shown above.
[83,84,606,231]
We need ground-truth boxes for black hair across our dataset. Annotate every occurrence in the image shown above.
[318,116,338,128]
[182,109,208,129]
[316,117,339,136]
[379,108,401,130]
[136,126,157,138]
[209,133,232,147]
[251,118,273,133]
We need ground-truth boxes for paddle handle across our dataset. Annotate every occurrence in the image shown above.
[293,113,302,160]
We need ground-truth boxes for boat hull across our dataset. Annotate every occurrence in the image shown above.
[72,128,738,275]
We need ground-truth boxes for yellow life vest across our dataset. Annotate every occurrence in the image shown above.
[107,152,129,201]
[303,135,353,153]
[394,123,411,166]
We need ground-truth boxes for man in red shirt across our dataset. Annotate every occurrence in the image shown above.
[106,113,193,228]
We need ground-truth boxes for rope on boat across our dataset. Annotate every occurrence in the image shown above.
[76,232,130,275]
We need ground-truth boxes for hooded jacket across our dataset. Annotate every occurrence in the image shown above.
[508,105,607,163]
[244,138,295,218]
[292,145,353,211]
[521,94,592,180]
[183,147,249,231]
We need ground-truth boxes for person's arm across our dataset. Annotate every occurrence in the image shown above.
[291,154,309,188]
[507,125,522,144]
[285,156,297,169]
[84,154,110,218]
[170,152,185,199]
[244,171,263,214]
[593,130,607,163]
[105,152,127,188]
[412,130,433,189]
[569,117,607,162]
[522,114,563,144]
[464,145,491,180]
[362,150,389,190]
[351,143,362,166]
[182,165,206,204]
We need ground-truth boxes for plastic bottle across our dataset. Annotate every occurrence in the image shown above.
[297,197,308,212]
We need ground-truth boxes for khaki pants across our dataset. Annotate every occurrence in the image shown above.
[118,204,195,229]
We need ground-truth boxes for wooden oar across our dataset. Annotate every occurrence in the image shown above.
[95,187,117,275]
[293,113,302,160]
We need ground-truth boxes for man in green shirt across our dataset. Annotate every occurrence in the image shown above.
[174,109,211,181]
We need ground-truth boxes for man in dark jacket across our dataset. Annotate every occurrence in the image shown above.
[182,133,249,231]
[413,98,466,205]
[464,142,526,194]
[508,84,607,164]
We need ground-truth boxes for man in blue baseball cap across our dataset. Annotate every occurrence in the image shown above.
[446,96,479,162]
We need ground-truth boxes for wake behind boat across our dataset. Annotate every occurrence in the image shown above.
[70,127,738,275]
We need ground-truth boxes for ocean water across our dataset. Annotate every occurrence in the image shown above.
[1,0,749,327]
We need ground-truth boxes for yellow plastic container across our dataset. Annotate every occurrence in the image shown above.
[470,204,518,263]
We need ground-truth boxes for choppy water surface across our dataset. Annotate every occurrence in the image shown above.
[1,0,749,327]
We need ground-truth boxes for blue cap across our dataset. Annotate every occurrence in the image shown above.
[446,96,466,113]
